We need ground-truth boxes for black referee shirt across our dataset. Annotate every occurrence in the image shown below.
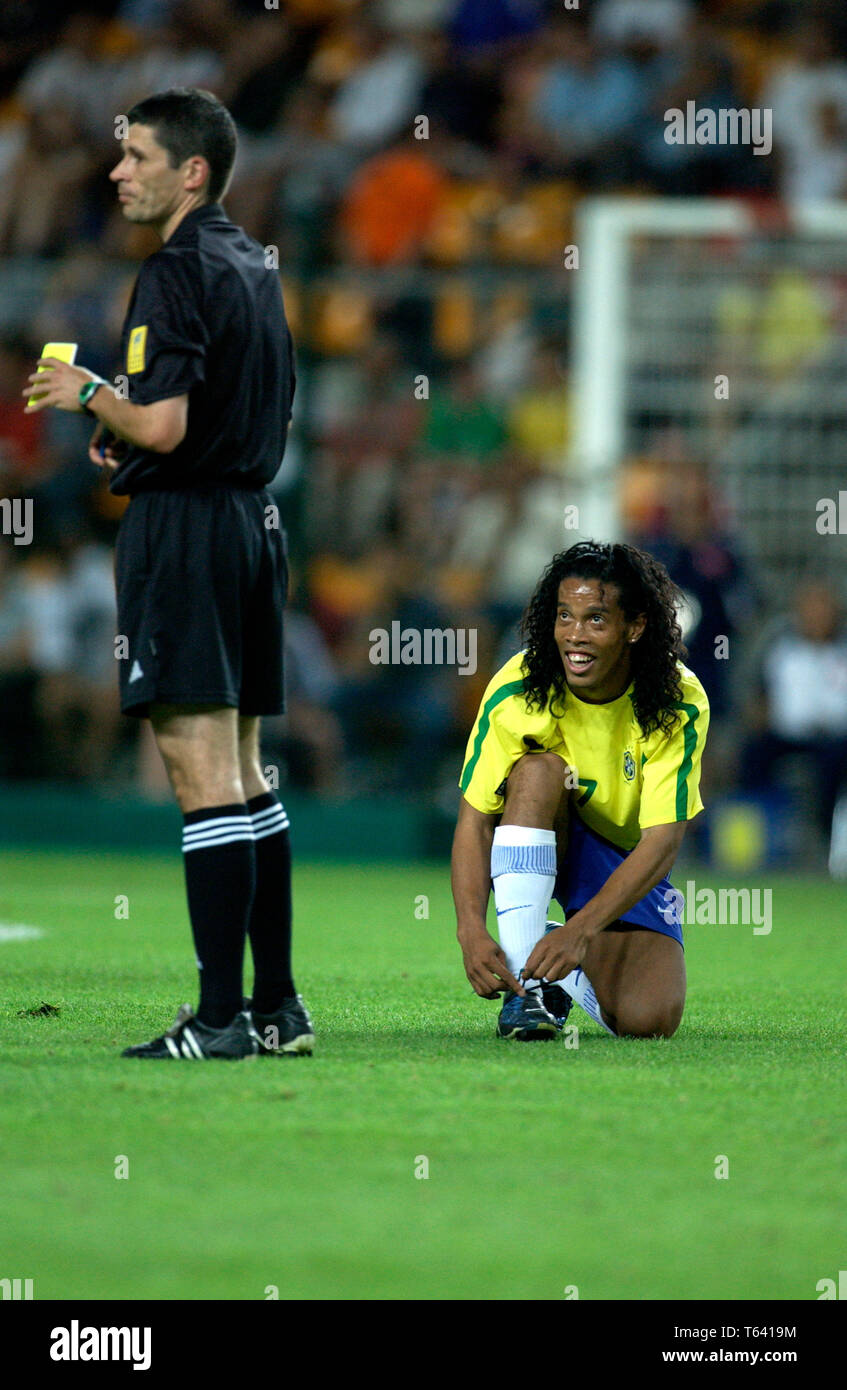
[109,202,295,495]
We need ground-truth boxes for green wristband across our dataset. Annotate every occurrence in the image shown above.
[79,380,104,415]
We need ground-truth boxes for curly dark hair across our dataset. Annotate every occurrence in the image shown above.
[519,541,687,736]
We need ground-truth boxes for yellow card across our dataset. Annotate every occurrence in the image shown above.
[28,342,78,408]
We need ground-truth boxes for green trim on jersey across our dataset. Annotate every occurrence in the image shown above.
[673,701,701,819]
[576,777,597,806]
[459,679,526,793]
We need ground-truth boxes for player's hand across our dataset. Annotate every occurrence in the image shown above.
[22,358,100,414]
[459,929,525,999]
[88,422,124,472]
[523,921,588,984]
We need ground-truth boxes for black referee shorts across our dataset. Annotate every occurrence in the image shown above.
[115,488,287,718]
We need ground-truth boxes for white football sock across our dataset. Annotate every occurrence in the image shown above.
[558,967,617,1035]
[490,826,556,989]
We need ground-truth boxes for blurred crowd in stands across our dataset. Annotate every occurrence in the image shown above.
[1,0,847,861]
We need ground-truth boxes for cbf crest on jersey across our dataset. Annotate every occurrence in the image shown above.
[623,750,636,781]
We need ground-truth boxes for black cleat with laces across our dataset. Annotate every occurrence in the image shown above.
[246,994,315,1056]
[541,920,574,1027]
[121,1004,259,1060]
[496,985,560,1040]
[541,982,573,1027]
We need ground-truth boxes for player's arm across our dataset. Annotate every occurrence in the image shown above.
[84,383,187,455]
[23,358,187,454]
[524,821,687,983]
[452,796,524,999]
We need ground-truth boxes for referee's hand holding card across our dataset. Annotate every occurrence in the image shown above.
[23,348,130,470]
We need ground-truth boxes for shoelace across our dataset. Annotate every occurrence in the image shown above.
[523,987,557,1019]
[505,988,545,1016]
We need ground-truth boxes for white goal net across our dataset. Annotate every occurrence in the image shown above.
[571,197,847,595]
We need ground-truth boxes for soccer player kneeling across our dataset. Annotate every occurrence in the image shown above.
[452,541,709,1041]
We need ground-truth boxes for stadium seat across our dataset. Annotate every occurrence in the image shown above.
[433,281,476,357]
[424,194,477,267]
[491,182,577,266]
[723,27,791,104]
[98,20,143,58]
[280,276,301,337]
[311,284,374,354]
[423,180,507,266]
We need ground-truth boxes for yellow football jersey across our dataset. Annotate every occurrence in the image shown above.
[459,650,709,851]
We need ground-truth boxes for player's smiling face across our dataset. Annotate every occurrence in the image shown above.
[554,577,645,703]
[110,123,190,227]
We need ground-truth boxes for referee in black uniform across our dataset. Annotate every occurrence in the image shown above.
[24,88,314,1060]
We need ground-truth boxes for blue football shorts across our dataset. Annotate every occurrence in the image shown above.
[553,813,684,946]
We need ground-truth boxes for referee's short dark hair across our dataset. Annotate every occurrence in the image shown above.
[127,88,237,203]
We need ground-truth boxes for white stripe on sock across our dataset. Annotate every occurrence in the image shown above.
[183,813,253,834]
[183,818,252,841]
[182,833,255,852]
[252,818,289,841]
[183,821,252,839]
[182,822,255,852]
[250,805,287,829]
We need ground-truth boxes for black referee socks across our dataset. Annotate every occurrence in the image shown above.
[246,791,296,1014]
[182,804,255,1029]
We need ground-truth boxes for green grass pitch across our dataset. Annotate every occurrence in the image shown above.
[1,848,844,1301]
